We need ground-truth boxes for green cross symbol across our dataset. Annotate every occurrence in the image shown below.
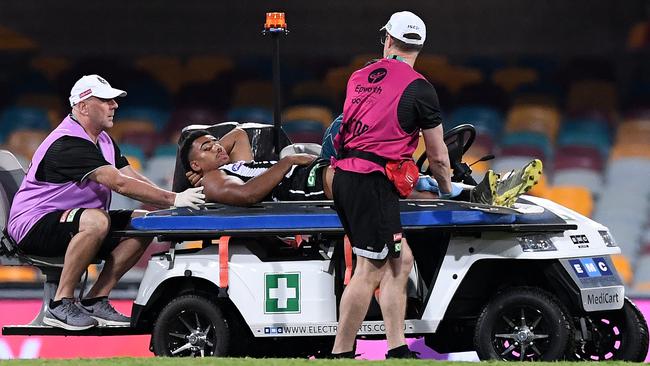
[265,273,300,313]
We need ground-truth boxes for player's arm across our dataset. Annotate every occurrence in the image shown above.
[202,154,315,206]
[218,128,254,162]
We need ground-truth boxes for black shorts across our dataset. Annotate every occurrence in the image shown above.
[18,209,134,258]
[273,158,330,201]
[332,168,402,260]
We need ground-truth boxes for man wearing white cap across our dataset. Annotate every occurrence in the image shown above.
[329,12,452,358]
[8,74,205,331]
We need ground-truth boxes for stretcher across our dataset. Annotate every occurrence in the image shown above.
[117,199,575,240]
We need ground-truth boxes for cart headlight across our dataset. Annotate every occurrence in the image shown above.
[598,230,617,247]
[517,234,557,252]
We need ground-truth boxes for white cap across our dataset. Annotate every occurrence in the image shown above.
[380,11,426,46]
[69,74,127,107]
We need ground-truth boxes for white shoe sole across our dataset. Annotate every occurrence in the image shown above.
[43,316,96,331]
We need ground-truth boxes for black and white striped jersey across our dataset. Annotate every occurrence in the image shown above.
[219,160,296,182]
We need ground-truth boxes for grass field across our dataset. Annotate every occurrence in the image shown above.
[0,358,638,366]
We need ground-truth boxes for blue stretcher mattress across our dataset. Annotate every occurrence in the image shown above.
[129,199,567,233]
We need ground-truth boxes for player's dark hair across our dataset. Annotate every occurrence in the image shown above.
[179,129,212,173]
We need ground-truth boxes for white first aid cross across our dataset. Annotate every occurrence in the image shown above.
[268,277,296,309]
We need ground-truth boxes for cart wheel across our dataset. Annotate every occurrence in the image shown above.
[474,287,574,361]
[573,297,649,361]
[152,295,229,357]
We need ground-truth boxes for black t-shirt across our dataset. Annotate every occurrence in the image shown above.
[35,135,130,183]
[397,78,443,134]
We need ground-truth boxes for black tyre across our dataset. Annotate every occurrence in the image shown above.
[573,297,649,361]
[152,295,230,357]
[474,287,574,361]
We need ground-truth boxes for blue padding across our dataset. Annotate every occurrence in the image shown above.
[130,208,516,231]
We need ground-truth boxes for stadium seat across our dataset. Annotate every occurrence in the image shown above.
[615,118,650,145]
[557,133,610,158]
[560,118,611,142]
[282,120,325,135]
[505,104,561,141]
[153,143,179,157]
[552,169,603,197]
[15,93,65,128]
[472,133,495,154]
[119,144,146,167]
[5,129,49,160]
[448,106,504,139]
[456,82,509,112]
[501,131,552,160]
[609,144,650,160]
[135,55,185,92]
[0,25,36,50]
[566,79,618,117]
[463,56,505,76]
[227,106,273,124]
[288,80,338,109]
[232,80,274,108]
[413,54,449,76]
[610,254,633,286]
[120,130,165,157]
[512,81,562,107]
[0,266,39,283]
[546,185,593,217]
[499,146,545,161]
[349,53,382,68]
[627,21,649,50]
[167,107,225,137]
[10,71,53,96]
[492,67,539,93]
[527,175,549,198]
[0,106,51,143]
[426,65,484,94]
[633,250,650,292]
[144,155,177,190]
[284,126,325,145]
[30,56,70,81]
[324,66,356,100]
[285,131,324,144]
[109,119,157,141]
[117,106,170,131]
[282,105,333,128]
[120,78,171,110]
[615,128,650,147]
[185,55,234,83]
[554,145,604,171]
